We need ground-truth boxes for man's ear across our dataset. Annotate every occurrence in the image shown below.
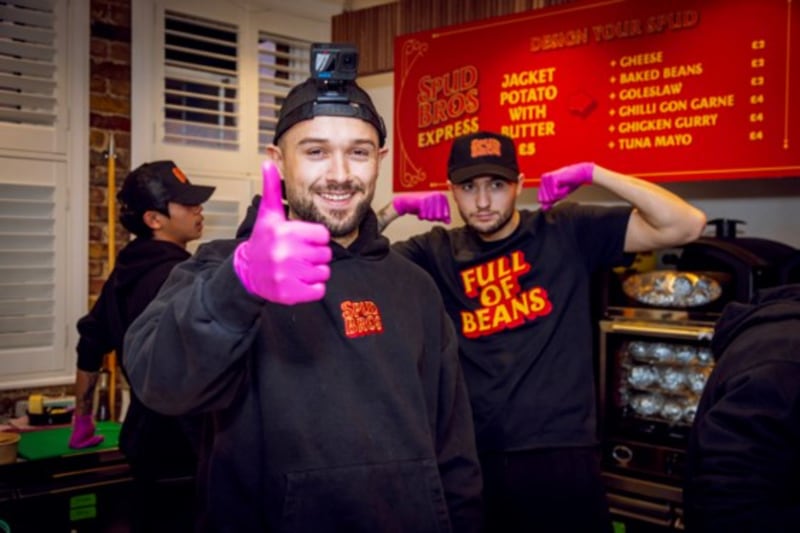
[378,145,389,163]
[515,173,526,198]
[265,143,285,181]
[142,210,163,230]
[265,143,282,166]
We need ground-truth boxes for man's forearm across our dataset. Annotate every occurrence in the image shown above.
[74,368,99,416]
[592,165,706,252]
[376,202,400,233]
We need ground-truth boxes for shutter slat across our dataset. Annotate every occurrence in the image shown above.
[0,73,56,93]
[0,56,55,77]
[165,43,238,71]
[165,104,237,120]
[0,315,53,333]
[0,90,56,109]
[0,250,53,266]
[163,135,239,149]
[2,0,56,12]
[0,283,53,299]
[0,4,54,28]
[0,331,54,349]
[165,88,237,105]
[0,300,52,315]
[0,109,54,124]
[0,22,54,45]
[0,40,55,62]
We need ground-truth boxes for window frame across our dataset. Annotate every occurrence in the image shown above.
[132,0,330,179]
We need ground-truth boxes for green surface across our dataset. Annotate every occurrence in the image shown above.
[17,421,121,460]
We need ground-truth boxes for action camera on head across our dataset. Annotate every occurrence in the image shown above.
[311,43,359,83]
[272,41,386,147]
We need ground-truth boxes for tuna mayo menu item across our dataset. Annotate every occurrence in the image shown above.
[393,0,800,191]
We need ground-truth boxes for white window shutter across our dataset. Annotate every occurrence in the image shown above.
[0,182,55,350]
[0,0,88,389]
[0,0,57,126]
[257,33,310,147]
[163,11,239,150]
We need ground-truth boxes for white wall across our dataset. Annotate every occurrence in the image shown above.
[361,72,800,249]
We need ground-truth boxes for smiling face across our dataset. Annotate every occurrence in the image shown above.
[268,115,388,247]
[450,175,523,242]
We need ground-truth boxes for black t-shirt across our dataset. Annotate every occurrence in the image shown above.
[393,203,632,452]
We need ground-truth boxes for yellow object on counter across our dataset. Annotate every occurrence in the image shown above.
[28,394,44,415]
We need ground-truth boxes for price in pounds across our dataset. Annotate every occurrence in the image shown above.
[749,112,764,123]
[749,131,764,141]
[518,142,537,156]
[749,94,765,104]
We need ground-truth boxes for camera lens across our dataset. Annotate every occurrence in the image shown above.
[341,53,357,70]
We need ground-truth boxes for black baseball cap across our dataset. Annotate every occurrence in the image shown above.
[118,160,215,211]
[447,131,520,185]
[273,77,387,147]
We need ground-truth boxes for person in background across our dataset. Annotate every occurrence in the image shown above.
[684,283,800,532]
[123,72,483,533]
[378,130,707,532]
[70,160,214,532]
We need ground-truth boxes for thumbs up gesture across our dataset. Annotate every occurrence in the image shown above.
[233,161,332,305]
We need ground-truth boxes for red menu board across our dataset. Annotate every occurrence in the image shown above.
[393,0,800,191]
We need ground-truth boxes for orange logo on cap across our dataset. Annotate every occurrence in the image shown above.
[172,166,188,183]
[470,138,502,159]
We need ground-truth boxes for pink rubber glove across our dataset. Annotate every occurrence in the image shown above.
[69,414,105,449]
[537,162,595,211]
[392,192,451,224]
[233,161,332,305]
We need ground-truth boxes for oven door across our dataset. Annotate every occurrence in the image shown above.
[598,319,715,484]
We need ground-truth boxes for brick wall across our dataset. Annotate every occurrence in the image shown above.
[0,0,133,418]
[89,0,132,303]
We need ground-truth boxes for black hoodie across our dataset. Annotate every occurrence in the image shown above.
[76,237,197,474]
[684,284,800,532]
[77,238,190,368]
[124,206,483,533]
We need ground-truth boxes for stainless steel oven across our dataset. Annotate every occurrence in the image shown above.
[596,221,796,531]
[598,315,714,531]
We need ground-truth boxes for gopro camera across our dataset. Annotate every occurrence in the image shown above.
[310,43,359,82]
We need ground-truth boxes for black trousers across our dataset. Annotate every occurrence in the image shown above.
[479,446,613,533]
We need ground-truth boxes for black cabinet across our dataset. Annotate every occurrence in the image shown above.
[0,449,133,532]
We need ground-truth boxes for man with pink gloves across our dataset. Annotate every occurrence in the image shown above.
[71,160,214,532]
[379,131,707,533]
[123,73,482,532]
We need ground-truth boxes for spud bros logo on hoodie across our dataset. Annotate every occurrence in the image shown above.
[341,300,384,338]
